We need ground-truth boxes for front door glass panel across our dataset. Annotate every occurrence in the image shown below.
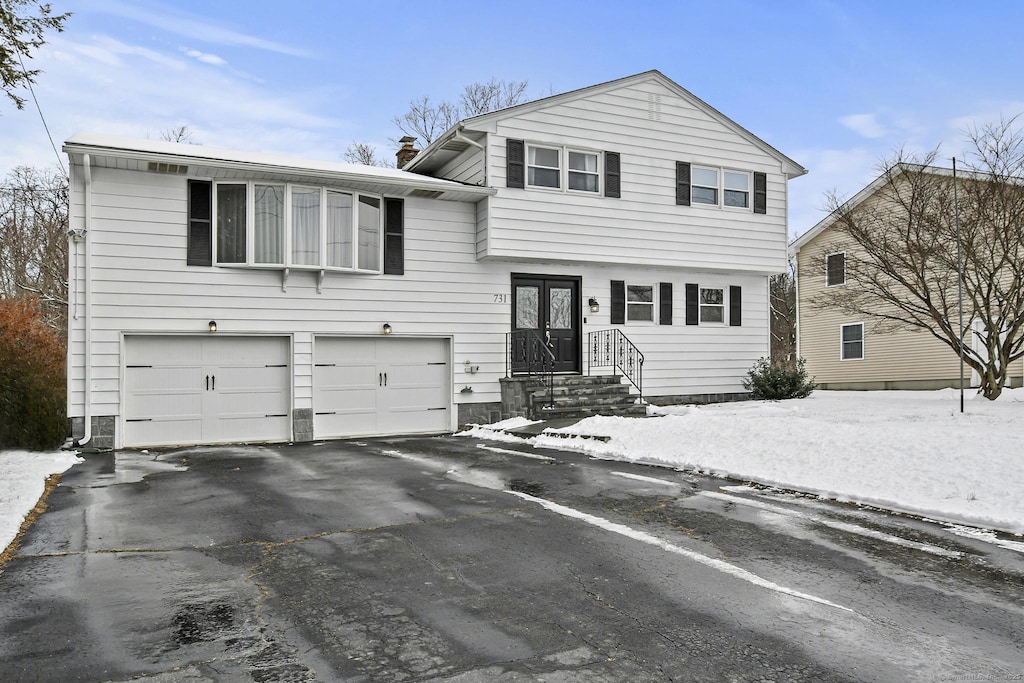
[516,286,539,329]
[549,287,572,329]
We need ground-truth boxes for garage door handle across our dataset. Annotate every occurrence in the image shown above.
[205,375,209,390]
[379,372,388,387]
[384,372,387,387]
[212,375,215,390]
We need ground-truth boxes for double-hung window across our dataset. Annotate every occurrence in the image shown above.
[699,287,725,323]
[212,181,382,272]
[841,323,864,360]
[689,166,752,210]
[626,284,654,322]
[526,144,600,194]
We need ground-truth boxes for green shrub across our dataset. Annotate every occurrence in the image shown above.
[0,298,67,450]
[743,357,816,400]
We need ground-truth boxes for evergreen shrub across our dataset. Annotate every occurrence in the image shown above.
[743,357,816,400]
[0,298,67,450]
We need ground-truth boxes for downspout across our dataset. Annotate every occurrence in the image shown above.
[77,153,93,446]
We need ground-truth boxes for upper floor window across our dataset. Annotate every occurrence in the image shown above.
[211,181,382,272]
[826,252,846,286]
[677,162,762,213]
[526,143,600,193]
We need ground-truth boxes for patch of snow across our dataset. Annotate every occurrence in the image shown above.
[1,450,83,553]
[476,444,555,461]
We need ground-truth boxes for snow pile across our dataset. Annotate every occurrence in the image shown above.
[476,390,1024,535]
[1,450,82,553]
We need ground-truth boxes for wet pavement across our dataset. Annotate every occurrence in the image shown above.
[1,433,1023,682]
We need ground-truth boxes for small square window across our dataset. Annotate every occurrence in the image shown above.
[699,287,724,323]
[841,323,864,360]
[826,252,846,286]
[626,284,654,321]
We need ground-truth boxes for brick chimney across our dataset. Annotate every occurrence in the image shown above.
[396,136,419,169]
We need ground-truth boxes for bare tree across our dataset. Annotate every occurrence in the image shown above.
[810,118,1024,399]
[0,0,70,110]
[392,79,530,145]
[770,267,796,365]
[159,124,198,144]
[0,165,68,334]
[342,141,392,167]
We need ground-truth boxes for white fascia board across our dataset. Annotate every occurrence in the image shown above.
[62,133,495,199]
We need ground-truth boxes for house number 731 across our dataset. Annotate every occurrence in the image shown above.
[493,294,508,304]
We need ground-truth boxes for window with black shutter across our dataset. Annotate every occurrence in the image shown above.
[384,198,404,275]
[507,139,525,189]
[659,283,673,325]
[753,172,767,214]
[610,280,625,324]
[676,162,691,206]
[187,180,212,266]
[605,152,621,198]
[685,283,699,325]
[729,286,742,326]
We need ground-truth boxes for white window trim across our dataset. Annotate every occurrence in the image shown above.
[525,142,602,195]
[625,283,656,323]
[691,165,753,212]
[211,180,384,274]
[826,251,846,287]
[840,322,864,361]
[699,286,726,325]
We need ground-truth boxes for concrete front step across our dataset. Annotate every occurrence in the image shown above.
[526,373,644,419]
[531,384,632,399]
[527,374,624,388]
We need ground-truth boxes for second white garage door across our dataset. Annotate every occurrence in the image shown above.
[313,337,451,438]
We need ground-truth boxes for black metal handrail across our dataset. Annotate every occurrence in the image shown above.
[506,328,556,409]
[587,329,644,400]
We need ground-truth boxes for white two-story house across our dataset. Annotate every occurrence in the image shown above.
[64,70,806,449]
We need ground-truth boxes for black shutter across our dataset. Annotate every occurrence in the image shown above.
[753,172,767,214]
[659,282,673,325]
[676,162,691,206]
[604,151,621,198]
[187,180,212,266]
[685,283,699,325]
[611,280,625,324]
[729,285,742,326]
[507,139,525,188]
[384,198,404,275]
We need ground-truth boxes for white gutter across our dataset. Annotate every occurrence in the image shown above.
[78,153,93,446]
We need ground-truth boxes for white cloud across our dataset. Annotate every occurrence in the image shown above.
[839,113,886,139]
[181,47,226,67]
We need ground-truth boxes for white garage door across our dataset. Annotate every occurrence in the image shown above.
[124,336,290,448]
[313,337,451,438]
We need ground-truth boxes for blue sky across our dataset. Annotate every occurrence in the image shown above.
[3,0,1023,236]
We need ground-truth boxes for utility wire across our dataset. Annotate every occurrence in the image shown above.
[15,48,67,176]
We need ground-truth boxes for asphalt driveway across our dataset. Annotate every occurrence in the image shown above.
[1,435,1022,682]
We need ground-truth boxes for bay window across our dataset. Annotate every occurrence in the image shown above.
[212,181,383,272]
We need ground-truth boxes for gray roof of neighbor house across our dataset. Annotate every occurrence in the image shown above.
[405,70,808,179]
[63,133,496,203]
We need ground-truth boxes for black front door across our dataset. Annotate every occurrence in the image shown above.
[511,274,581,374]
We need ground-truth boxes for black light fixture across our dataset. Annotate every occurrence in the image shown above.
[208,320,217,333]
[588,297,600,313]
[382,323,392,335]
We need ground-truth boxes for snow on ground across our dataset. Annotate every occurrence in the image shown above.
[462,389,1024,536]
[1,450,82,554]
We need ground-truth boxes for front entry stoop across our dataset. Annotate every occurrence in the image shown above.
[527,375,647,420]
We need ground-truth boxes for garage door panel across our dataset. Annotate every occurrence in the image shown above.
[313,337,450,439]
[124,336,290,448]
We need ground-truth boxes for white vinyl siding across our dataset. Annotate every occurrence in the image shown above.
[480,78,789,273]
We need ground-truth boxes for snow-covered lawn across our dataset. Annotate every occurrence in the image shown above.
[462,389,1024,536]
[1,450,82,556]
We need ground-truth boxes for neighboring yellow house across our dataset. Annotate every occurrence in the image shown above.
[790,167,1023,390]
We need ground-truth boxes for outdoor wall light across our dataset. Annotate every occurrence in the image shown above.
[208,320,217,333]
[382,323,392,335]
[588,297,600,313]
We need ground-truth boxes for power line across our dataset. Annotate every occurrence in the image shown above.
[15,48,67,176]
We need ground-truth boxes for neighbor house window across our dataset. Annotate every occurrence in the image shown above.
[841,323,864,360]
[826,252,846,286]
[626,284,654,321]
[528,145,560,188]
[212,181,383,272]
[700,287,725,323]
[526,143,601,193]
